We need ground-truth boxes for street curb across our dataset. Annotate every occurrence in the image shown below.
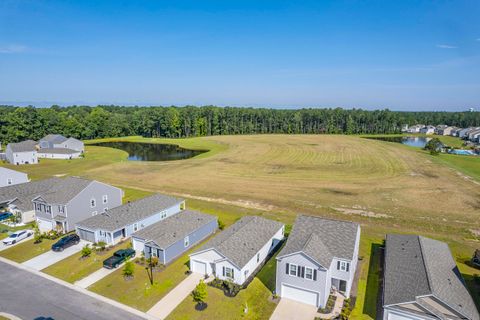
[0,256,158,320]
[0,312,23,320]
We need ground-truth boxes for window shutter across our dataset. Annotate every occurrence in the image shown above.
[222,266,225,277]
[337,261,340,270]
[313,269,317,281]
[232,269,234,278]
[346,263,350,272]
[286,263,290,275]
[301,266,305,278]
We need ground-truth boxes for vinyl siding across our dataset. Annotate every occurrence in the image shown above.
[0,170,28,187]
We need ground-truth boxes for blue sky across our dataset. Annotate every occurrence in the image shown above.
[0,0,479,111]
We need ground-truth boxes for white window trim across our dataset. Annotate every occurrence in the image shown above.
[305,267,313,280]
[289,263,298,277]
[7,178,13,185]
[102,195,108,204]
[92,211,98,216]
[225,267,234,279]
[339,261,348,271]
[133,223,138,232]
[90,198,96,208]
[184,236,189,247]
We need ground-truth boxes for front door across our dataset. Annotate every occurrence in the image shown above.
[339,280,347,293]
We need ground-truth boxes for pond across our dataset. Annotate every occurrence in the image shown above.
[90,141,207,161]
[366,136,431,148]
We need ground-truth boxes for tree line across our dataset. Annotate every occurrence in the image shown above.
[0,105,479,144]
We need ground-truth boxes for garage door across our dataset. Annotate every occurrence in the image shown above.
[281,284,318,306]
[77,228,96,243]
[132,238,145,252]
[37,218,53,232]
[191,260,207,274]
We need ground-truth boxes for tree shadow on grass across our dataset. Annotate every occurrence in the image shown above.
[461,272,480,311]
[363,243,383,319]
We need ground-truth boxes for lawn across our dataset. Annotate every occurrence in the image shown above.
[89,237,213,312]
[42,240,132,283]
[0,222,35,240]
[0,238,56,263]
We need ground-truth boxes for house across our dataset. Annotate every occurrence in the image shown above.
[436,126,454,136]
[37,148,81,159]
[131,210,217,264]
[458,127,475,139]
[383,234,479,320]
[33,177,123,233]
[275,215,360,308]
[420,126,435,135]
[5,140,38,165]
[0,167,29,187]
[0,178,60,223]
[472,249,480,267]
[75,193,185,245]
[39,134,84,153]
[189,216,284,285]
[469,130,480,143]
[406,125,424,133]
[449,127,460,137]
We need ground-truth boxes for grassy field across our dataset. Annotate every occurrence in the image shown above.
[0,238,56,263]
[42,240,132,283]
[1,134,479,317]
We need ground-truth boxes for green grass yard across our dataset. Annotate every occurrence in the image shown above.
[42,240,132,283]
[0,238,56,263]
[0,222,35,240]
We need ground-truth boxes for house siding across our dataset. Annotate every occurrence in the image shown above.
[0,169,28,187]
[6,146,38,165]
[53,138,84,152]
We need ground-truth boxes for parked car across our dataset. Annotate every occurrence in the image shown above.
[103,248,136,269]
[2,229,33,245]
[51,234,80,252]
[0,212,13,221]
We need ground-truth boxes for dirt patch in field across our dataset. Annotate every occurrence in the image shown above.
[332,207,392,219]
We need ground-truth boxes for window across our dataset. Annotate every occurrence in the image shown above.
[100,231,106,237]
[102,195,108,204]
[92,211,98,216]
[46,206,51,214]
[161,211,167,219]
[289,264,297,276]
[7,178,12,185]
[184,236,189,247]
[305,267,313,280]
[337,261,349,272]
[151,248,157,257]
[133,223,138,232]
[90,198,96,208]
[224,267,234,279]
[256,253,260,263]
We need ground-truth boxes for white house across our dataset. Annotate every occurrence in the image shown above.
[6,140,38,165]
[37,148,82,159]
[275,215,360,308]
[383,234,479,320]
[420,126,435,135]
[189,216,284,285]
[0,167,29,187]
[39,134,84,153]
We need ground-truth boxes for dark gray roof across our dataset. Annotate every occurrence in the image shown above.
[277,215,359,268]
[0,178,60,211]
[384,234,479,320]
[37,148,80,154]
[41,134,68,144]
[33,177,93,204]
[8,140,37,152]
[76,194,184,232]
[193,216,284,269]
[132,210,216,249]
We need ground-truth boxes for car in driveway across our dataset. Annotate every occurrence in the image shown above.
[0,212,13,221]
[2,229,33,245]
[103,248,136,269]
[51,234,80,252]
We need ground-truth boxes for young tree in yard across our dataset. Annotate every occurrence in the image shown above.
[122,259,135,278]
[33,223,42,243]
[192,280,208,308]
[81,244,92,257]
[424,138,443,155]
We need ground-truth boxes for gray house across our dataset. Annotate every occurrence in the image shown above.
[189,216,284,285]
[0,178,59,223]
[131,210,217,264]
[6,140,38,165]
[0,167,29,187]
[383,234,479,320]
[76,193,185,245]
[39,134,84,152]
[33,177,123,233]
[275,215,360,308]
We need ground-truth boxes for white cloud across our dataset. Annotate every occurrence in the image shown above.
[0,44,28,54]
[436,44,457,49]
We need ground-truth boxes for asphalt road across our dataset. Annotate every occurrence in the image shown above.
[0,260,146,320]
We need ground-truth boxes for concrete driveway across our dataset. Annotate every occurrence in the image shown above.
[270,298,318,320]
[22,240,87,271]
[147,272,205,319]
[0,231,33,251]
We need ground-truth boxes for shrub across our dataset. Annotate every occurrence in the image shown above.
[148,256,159,267]
[123,259,135,278]
[192,280,208,306]
[95,241,107,251]
[33,223,42,243]
[81,244,92,257]
[218,220,225,230]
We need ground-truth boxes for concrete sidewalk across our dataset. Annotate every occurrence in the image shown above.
[147,273,205,319]
[22,240,87,270]
[74,256,134,289]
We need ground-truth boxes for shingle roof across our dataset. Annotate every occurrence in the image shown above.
[132,210,216,249]
[8,140,37,152]
[76,194,184,232]
[277,215,359,268]
[34,177,93,204]
[0,178,60,211]
[41,134,68,144]
[0,167,28,177]
[384,234,479,320]
[193,216,284,269]
[37,148,80,155]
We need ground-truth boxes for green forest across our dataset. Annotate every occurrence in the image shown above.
[1,105,479,143]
